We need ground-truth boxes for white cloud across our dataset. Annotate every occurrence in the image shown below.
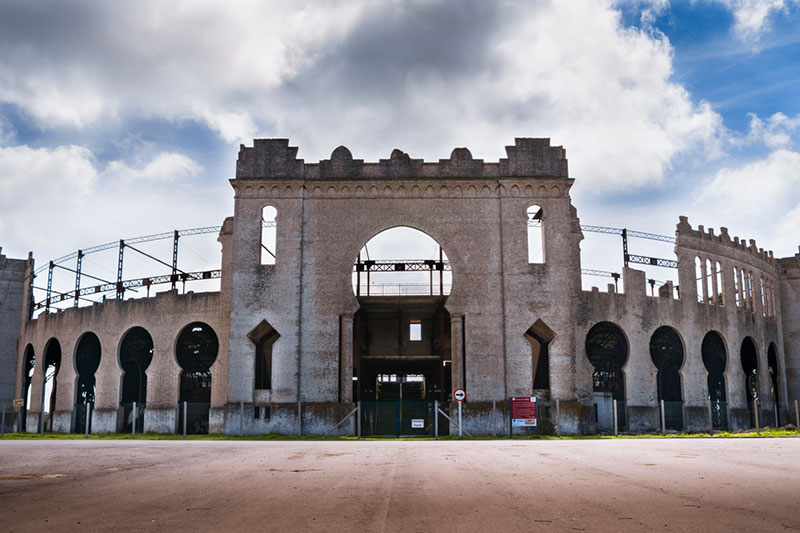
[693,148,800,256]
[713,0,788,42]
[105,153,201,184]
[745,112,800,149]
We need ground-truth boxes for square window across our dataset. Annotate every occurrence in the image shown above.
[409,322,421,341]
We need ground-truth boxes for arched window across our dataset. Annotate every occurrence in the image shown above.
[760,277,767,317]
[525,319,555,391]
[74,332,101,434]
[586,322,628,432]
[695,257,704,303]
[527,205,544,263]
[715,261,723,306]
[260,206,277,265]
[176,322,219,434]
[42,339,62,432]
[21,345,35,432]
[768,343,780,425]
[702,331,727,430]
[650,326,685,430]
[249,320,279,390]
[705,258,714,304]
[740,337,759,427]
[747,271,754,312]
[119,327,154,433]
[733,266,740,308]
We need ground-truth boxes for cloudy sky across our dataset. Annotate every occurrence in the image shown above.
[1,0,799,300]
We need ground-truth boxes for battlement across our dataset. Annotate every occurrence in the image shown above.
[235,138,568,180]
[676,216,775,265]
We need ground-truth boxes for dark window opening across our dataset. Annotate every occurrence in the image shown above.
[176,322,219,435]
[702,331,728,430]
[525,319,555,391]
[249,320,280,390]
[768,343,780,425]
[74,332,101,434]
[740,336,759,427]
[119,327,154,433]
[43,339,62,432]
[585,322,628,400]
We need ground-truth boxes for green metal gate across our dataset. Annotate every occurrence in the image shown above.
[360,401,440,437]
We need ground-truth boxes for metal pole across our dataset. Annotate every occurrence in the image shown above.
[297,401,302,437]
[132,401,137,438]
[183,401,187,438]
[458,401,462,437]
[46,261,54,312]
[239,401,244,437]
[117,240,125,300]
[795,400,799,429]
[74,250,83,308]
[171,230,179,290]
[492,400,496,438]
[434,400,438,440]
[556,399,561,437]
[357,401,362,439]
[613,399,618,436]
[753,399,760,431]
[707,398,713,434]
[660,400,666,435]
[85,402,90,438]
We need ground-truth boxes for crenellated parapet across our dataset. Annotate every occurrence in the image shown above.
[676,216,776,266]
[234,138,569,180]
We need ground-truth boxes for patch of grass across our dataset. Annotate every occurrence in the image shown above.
[1,427,797,441]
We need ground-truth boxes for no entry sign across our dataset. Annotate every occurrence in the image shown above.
[511,396,537,427]
[453,389,466,401]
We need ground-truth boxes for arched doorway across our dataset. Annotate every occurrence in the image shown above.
[740,337,759,427]
[768,343,780,426]
[702,331,728,430]
[42,339,62,432]
[176,322,219,434]
[20,345,35,432]
[352,227,452,436]
[74,332,101,434]
[649,326,684,430]
[119,327,153,433]
[586,322,628,432]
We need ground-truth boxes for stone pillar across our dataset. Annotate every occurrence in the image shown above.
[450,314,464,392]
[340,314,354,403]
[700,257,708,304]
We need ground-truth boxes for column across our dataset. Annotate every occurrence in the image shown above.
[340,314,354,403]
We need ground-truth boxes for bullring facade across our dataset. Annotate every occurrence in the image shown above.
[2,138,799,436]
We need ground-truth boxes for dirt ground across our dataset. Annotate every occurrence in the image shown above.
[1,438,799,532]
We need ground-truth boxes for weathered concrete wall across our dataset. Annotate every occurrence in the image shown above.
[19,289,226,433]
[0,249,29,415]
[778,253,800,416]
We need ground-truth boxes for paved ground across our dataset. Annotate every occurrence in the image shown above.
[1,438,799,532]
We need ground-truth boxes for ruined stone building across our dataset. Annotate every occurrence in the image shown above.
[2,138,799,436]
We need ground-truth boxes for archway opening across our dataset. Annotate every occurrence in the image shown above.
[176,322,219,434]
[586,322,628,432]
[525,319,555,391]
[649,326,684,430]
[740,336,759,427]
[352,227,452,413]
[42,339,61,432]
[119,327,154,433]
[702,331,728,430]
[768,343,780,426]
[21,345,35,432]
[74,332,101,434]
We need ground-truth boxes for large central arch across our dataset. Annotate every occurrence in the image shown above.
[351,226,454,409]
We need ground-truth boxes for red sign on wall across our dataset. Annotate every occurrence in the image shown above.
[511,397,538,427]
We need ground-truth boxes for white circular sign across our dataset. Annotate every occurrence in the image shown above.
[453,389,466,401]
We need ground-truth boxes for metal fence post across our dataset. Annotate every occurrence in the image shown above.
[613,399,618,436]
[239,401,244,437]
[85,403,90,438]
[183,401,187,438]
[458,401,462,437]
[434,400,439,440]
[660,400,666,435]
[753,399,760,431]
[2,403,5,437]
[132,402,137,438]
[357,401,361,439]
[795,399,799,429]
[492,400,496,438]
[555,399,561,437]
[707,398,713,434]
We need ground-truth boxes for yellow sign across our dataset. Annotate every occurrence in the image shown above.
[12,398,24,408]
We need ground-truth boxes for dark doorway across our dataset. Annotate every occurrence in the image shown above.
[176,322,219,434]
[649,326,684,430]
[526,319,555,391]
[42,339,61,432]
[119,327,154,433]
[74,332,101,434]
[20,344,35,432]
[586,322,628,432]
[740,337,759,427]
[768,343,780,426]
[702,331,728,430]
